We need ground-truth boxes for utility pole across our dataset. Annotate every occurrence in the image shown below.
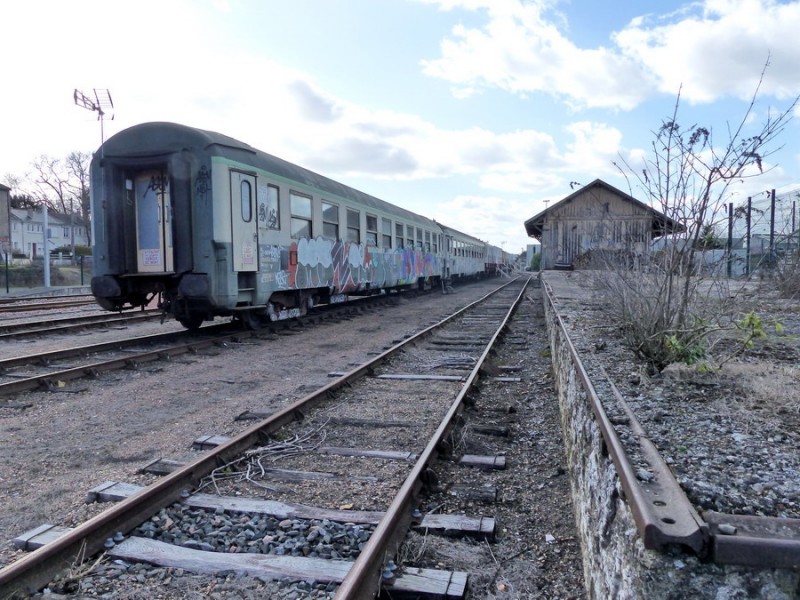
[727,202,733,279]
[43,205,49,288]
[745,197,751,276]
[769,188,776,270]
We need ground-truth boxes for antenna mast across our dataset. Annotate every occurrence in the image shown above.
[73,88,114,154]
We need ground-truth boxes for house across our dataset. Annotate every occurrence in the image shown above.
[9,208,89,258]
[524,179,683,270]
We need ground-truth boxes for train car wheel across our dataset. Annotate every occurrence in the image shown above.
[178,314,204,330]
[238,309,264,331]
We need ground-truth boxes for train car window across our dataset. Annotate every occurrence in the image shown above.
[366,214,378,246]
[433,234,439,253]
[424,231,431,252]
[346,209,360,243]
[290,191,312,239]
[322,201,339,240]
[407,225,414,246]
[395,223,404,248]
[416,228,423,249]
[382,218,392,249]
[241,180,253,222]
[259,184,280,230]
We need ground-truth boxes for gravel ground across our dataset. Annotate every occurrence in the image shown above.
[0,277,588,598]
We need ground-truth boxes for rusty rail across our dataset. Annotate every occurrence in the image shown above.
[542,280,708,553]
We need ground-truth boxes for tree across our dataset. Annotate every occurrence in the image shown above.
[9,193,38,209]
[696,223,724,250]
[607,64,797,373]
[6,151,92,247]
[64,152,92,247]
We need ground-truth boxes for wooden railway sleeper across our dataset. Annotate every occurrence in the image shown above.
[37,378,56,392]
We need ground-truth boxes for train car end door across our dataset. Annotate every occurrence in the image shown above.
[133,170,174,273]
[230,171,258,272]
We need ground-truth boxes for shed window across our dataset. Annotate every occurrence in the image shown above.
[322,201,339,240]
[290,191,312,239]
[346,209,360,243]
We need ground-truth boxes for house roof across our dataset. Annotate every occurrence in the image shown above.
[0,183,10,192]
[10,208,87,227]
[523,179,684,240]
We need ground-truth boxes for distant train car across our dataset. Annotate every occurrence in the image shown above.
[485,244,509,275]
[436,223,487,280]
[90,122,494,329]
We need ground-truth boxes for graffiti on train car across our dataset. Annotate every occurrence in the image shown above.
[260,237,438,292]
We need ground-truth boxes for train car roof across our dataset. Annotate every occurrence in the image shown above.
[436,221,486,245]
[98,122,438,228]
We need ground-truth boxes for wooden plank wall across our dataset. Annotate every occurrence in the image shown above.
[540,187,654,269]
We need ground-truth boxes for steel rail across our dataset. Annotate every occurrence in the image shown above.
[0,325,231,372]
[0,279,518,599]
[703,511,800,568]
[542,280,708,554]
[335,278,529,599]
[595,363,708,552]
[0,299,96,313]
[0,310,161,339]
[0,293,91,305]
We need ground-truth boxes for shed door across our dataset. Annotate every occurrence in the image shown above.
[230,171,258,272]
[134,170,173,273]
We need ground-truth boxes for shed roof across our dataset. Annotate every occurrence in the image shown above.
[523,179,684,240]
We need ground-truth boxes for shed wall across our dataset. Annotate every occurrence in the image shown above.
[540,187,655,270]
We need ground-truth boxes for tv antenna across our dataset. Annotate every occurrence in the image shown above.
[73,88,114,152]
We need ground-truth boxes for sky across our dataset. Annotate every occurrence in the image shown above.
[3,0,800,254]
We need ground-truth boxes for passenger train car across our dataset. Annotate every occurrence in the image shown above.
[90,122,509,328]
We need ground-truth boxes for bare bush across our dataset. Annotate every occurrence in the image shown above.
[605,63,798,373]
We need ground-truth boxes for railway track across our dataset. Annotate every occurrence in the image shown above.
[0,278,532,598]
[0,310,161,340]
[2,273,796,598]
[0,293,409,400]
[0,296,96,314]
[0,325,232,398]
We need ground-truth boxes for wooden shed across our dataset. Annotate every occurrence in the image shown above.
[524,179,683,270]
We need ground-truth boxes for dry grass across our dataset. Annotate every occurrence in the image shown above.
[714,361,800,428]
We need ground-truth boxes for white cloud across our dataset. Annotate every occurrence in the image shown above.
[419,0,651,109]
[418,0,800,110]
[614,0,800,103]
[432,194,534,252]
